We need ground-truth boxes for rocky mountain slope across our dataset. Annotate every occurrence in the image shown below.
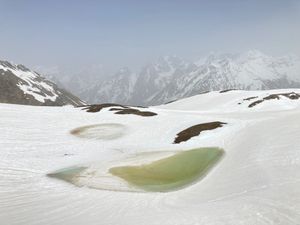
[78,50,300,106]
[0,60,84,106]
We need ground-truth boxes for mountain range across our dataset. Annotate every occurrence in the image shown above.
[50,50,300,106]
[2,50,299,107]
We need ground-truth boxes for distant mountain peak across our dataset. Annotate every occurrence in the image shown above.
[117,67,131,74]
[245,49,266,57]
[237,49,270,62]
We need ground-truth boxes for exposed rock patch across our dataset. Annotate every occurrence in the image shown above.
[219,89,237,93]
[82,103,128,112]
[174,122,226,144]
[248,100,264,108]
[114,108,157,117]
[82,104,157,117]
[248,92,300,108]
[109,107,125,111]
[243,96,258,101]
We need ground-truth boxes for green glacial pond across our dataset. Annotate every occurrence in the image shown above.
[109,147,224,192]
[47,148,224,192]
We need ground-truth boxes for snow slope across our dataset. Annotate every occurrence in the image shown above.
[1,89,300,225]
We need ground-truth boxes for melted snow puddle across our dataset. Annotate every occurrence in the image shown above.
[70,123,126,140]
[48,148,224,192]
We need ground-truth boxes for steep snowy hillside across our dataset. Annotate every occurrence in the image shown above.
[0,60,85,106]
[80,50,300,106]
[1,89,300,225]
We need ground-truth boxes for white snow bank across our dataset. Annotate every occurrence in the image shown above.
[1,90,300,225]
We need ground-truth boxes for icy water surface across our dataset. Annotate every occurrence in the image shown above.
[109,147,224,192]
[48,148,224,192]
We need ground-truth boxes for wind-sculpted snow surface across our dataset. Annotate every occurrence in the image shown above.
[1,89,300,225]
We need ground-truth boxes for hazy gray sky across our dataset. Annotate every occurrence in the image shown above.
[0,0,299,75]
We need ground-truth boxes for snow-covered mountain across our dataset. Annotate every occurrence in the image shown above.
[79,50,300,106]
[0,60,85,106]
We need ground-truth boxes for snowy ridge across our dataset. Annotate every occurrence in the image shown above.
[0,60,84,106]
[158,89,300,112]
